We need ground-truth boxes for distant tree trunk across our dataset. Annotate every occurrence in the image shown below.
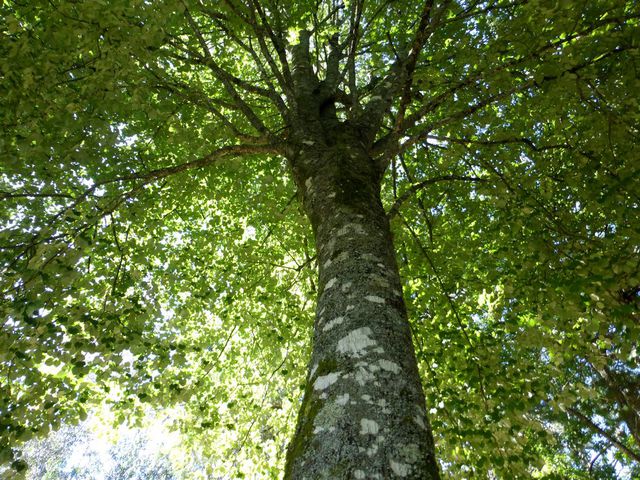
[284,130,440,479]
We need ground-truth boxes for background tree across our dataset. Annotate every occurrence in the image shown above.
[12,418,189,480]
[1,0,639,478]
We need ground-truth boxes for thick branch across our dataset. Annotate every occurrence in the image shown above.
[243,0,295,99]
[346,0,364,111]
[291,30,317,91]
[355,1,449,145]
[322,33,343,93]
[395,0,449,131]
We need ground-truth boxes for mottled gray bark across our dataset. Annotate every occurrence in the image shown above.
[284,135,440,479]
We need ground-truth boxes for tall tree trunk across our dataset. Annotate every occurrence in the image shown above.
[284,134,440,479]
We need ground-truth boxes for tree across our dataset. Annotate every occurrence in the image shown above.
[15,417,192,479]
[1,0,639,478]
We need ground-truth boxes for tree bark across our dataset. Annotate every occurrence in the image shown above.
[284,134,440,479]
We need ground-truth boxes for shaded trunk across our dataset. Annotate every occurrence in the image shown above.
[284,135,440,479]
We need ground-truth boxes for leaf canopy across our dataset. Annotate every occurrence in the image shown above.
[1,0,639,477]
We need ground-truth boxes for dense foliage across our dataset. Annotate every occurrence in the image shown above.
[1,0,638,478]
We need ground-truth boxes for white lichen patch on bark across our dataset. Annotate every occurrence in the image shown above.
[305,177,313,190]
[365,443,379,456]
[390,459,411,477]
[309,363,318,379]
[352,365,376,386]
[323,237,336,255]
[346,304,355,311]
[322,316,345,331]
[335,251,350,262]
[369,273,390,288]
[337,327,377,357]
[354,470,366,479]
[341,281,352,292]
[314,401,345,431]
[365,295,385,304]
[324,277,337,291]
[414,413,428,431]
[336,223,366,236]
[313,371,340,390]
[377,398,391,414]
[335,393,350,405]
[323,258,332,269]
[378,359,401,374]
[367,363,381,373]
[399,444,421,464]
[359,418,379,435]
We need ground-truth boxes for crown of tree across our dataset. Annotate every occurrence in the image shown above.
[1,1,639,478]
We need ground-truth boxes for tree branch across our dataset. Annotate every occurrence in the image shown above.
[387,175,487,219]
[0,191,75,200]
[422,135,571,152]
[392,43,635,157]
[346,0,364,112]
[198,7,289,117]
[101,143,282,186]
[242,0,295,99]
[372,13,640,156]
[394,0,449,131]
[568,407,640,464]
